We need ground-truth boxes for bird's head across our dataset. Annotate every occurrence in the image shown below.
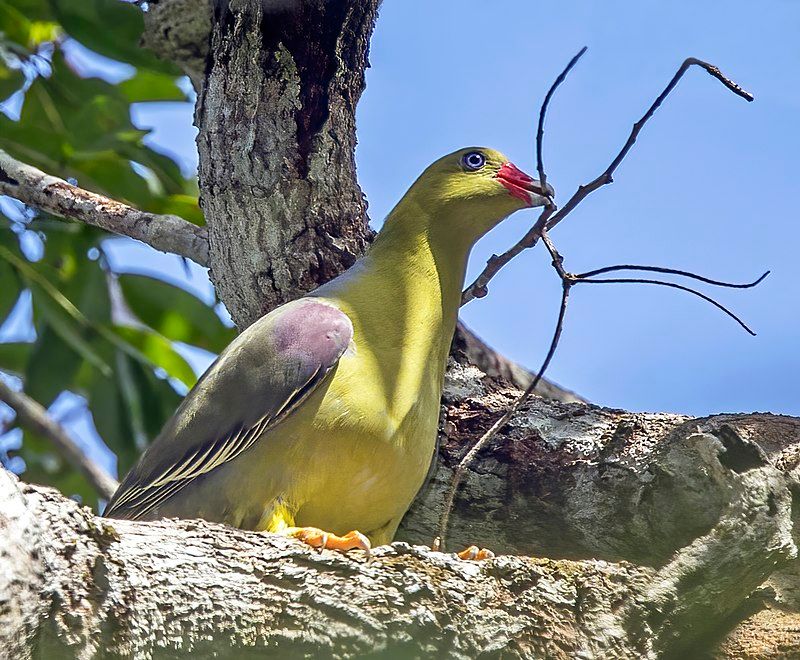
[401,147,553,243]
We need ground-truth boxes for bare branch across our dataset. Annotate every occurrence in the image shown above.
[3,446,797,659]
[462,57,753,304]
[439,264,571,549]
[460,49,587,306]
[576,264,770,289]
[546,58,753,233]
[536,46,588,193]
[576,277,757,336]
[460,223,545,305]
[0,149,209,266]
[0,379,119,500]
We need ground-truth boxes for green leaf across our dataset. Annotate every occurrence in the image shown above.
[29,282,111,378]
[0,341,32,376]
[0,0,59,48]
[151,194,204,226]
[87,367,137,469]
[68,149,156,208]
[49,0,179,75]
[119,70,185,103]
[23,322,83,405]
[111,325,197,388]
[118,274,235,353]
[126,355,182,447]
[0,52,183,210]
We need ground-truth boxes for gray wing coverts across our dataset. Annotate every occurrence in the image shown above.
[103,298,353,520]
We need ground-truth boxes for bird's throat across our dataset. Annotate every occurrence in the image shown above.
[315,203,472,408]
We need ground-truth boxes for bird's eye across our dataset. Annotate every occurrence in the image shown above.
[462,151,486,171]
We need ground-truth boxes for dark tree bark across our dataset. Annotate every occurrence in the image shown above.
[197,0,377,327]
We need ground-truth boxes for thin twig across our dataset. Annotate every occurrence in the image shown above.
[576,277,757,336]
[546,58,753,233]
[0,379,119,499]
[536,47,588,193]
[462,57,753,304]
[445,56,758,551]
[460,49,588,306]
[461,219,546,304]
[437,278,572,549]
[576,265,770,289]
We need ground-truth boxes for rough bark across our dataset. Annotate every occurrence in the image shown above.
[2,359,799,658]
[142,0,212,90]
[196,0,377,327]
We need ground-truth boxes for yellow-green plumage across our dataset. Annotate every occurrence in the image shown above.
[104,147,548,545]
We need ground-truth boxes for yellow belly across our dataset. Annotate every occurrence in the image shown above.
[245,347,441,543]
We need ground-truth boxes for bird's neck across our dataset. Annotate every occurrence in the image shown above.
[369,199,472,321]
[317,198,473,379]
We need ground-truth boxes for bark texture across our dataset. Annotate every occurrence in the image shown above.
[2,359,800,658]
[197,0,377,327]
[142,0,212,90]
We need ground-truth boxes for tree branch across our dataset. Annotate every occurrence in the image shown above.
[0,380,118,500]
[545,57,752,234]
[2,389,797,657]
[462,57,753,305]
[0,149,209,266]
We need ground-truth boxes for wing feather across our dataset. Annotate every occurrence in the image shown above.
[104,299,352,520]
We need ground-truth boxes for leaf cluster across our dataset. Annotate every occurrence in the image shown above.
[0,0,233,507]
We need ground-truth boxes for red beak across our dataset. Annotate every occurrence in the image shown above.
[495,162,553,206]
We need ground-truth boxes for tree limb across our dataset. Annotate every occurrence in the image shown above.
[0,380,118,500]
[453,321,585,403]
[0,148,209,266]
[2,358,798,657]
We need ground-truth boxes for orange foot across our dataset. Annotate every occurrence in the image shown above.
[283,527,371,558]
[457,545,495,561]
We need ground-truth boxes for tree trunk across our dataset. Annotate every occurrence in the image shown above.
[2,0,797,657]
[197,0,377,327]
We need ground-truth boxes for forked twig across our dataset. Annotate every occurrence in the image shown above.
[438,54,759,552]
[461,56,753,305]
[460,47,587,305]
[545,57,752,233]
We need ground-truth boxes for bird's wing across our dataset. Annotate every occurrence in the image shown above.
[103,298,353,520]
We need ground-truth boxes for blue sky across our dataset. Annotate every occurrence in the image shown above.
[136,0,800,416]
[4,0,800,475]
